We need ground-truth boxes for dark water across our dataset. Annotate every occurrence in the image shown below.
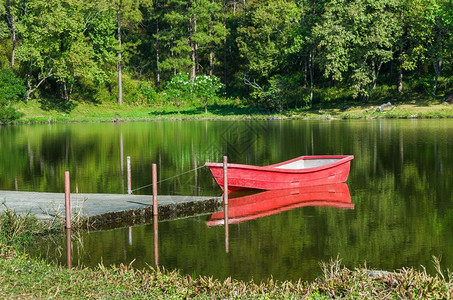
[1,119,452,282]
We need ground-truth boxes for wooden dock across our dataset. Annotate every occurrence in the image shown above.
[0,190,222,228]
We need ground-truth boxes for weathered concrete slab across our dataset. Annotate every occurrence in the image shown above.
[0,190,222,228]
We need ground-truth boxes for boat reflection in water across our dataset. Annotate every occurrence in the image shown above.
[207,183,353,226]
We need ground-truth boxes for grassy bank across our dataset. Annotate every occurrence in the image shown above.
[1,210,453,298]
[10,97,453,125]
[3,246,453,299]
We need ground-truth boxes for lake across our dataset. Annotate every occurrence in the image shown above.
[1,119,452,282]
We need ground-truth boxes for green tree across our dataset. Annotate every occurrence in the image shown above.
[237,0,301,81]
[314,0,400,102]
[424,0,453,95]
[83,6,118,91]
[159,0,193,78]
[0,2,8,68]
[2,0,21,67]
[235,0,302,107]
[187,0,228,78]
[111,0,143,105]
[205,0,228,76]
[393,0,428,93]
[285,0,326,107]
[16,0,108,102]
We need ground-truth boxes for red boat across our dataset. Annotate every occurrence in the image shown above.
[205,155,354,191]
[206,184,353,226]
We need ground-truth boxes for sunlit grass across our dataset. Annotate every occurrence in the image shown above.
[10,94,453,125]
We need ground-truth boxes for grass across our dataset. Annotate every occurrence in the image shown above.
[2,242,453,299]
[1,208,453,298]
[9,93,453,125]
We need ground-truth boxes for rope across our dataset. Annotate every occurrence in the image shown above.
[130,164,206,193]
[130,183,153,193]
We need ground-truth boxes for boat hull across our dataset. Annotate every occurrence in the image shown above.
[205,155,353,191]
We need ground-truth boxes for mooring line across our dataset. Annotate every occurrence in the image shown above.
[130,164,206,193]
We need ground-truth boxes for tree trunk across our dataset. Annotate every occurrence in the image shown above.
[209,21,213,76]
[25,63,33,103]
[117,7,123,105]
[6,7,16,67]
[372,61,377,90]
[433,59,442,96]
[369,60,383,97]
[155,5,161,88]
[25,64,52,103]
[25,85,32,103]
[208,0,216,76]
[396,46,403,93]
[222,1,227,87]
[63,83,68,101]
[303,58,308,88]
[189,15,196,81]
[397,67,403,93]
[389,60,393,85]
[194,13,199,76]
[170,25,176,75]
[65,74,75,102]
[10,16,16,67]
[308,51,314,108]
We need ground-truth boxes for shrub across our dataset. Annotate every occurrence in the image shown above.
[0,106,23,125]
[165,73,192,113]
[0,68,26,124]
[193,75,224,114]
[138,83,159,104]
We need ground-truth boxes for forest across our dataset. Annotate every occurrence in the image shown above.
[1,0,452,121]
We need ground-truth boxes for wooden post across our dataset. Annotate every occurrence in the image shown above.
[223,156,228,205]
[128,227,133,245]
[127,156,132,194]
[224,201,229,253]
[64,171,71,229]
[66,228,72,269]
[153,214,159,266]
[223,156,229,253]
[152,163,158,216]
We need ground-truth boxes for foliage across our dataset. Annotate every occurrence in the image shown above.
[0,0,451,113]
[165,72,192,113]
[265,75,303,112]
[0,106,23,124]
[38,98,77,113]
[237,0,301,79]
[192,74,224,113]
[314,0,401,101]
[138,83,159,104]
[0,68,25,123]
[0,68,25,104]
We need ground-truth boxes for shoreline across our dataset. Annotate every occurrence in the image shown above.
[5,99,453,126]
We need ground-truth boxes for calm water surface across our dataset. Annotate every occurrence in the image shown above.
[1,119,452,282]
